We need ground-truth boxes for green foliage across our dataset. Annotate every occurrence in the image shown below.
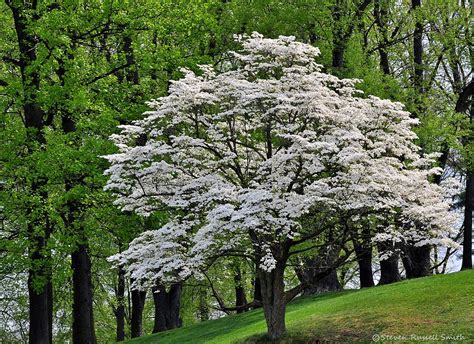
[0,0,472,341]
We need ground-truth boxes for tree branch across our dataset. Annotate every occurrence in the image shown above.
[86,62,133,85]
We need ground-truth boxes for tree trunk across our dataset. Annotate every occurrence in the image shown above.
[353,239,375,288]
[198,287,209,321]
[234,266,247,313]
[258,264,287,340]
[377,242,401,285]
[152,283,182,333]
[71,243,96,344]
[131,287,147,338]
[253,275,262,309]
[28,262,51,344]
[332,46,345,69]
[412,0,424,93]
[462,162,474,270]
[115,267,126,341]
[8,4,53,343]
[403,245,432,278]
[374,0,391,74]
[61,94,96,343]
[296,246,342,295]
[331,0,345,70]
[461,94,474,270]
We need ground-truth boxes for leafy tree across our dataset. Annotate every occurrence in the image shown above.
[105,34,456,339]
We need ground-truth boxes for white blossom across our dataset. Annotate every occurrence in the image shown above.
[104,33,457,285]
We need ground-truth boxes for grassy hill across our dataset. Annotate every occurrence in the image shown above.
[126,270,474,343]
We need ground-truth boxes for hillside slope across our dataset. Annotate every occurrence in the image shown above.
[126,270,474,343]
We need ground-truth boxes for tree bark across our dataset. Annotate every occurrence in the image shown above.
[331,0,372,71]
[234,265,248,313]
[402,245,432,278]
[198,287,209,321]
[402,0,432,277]
[353,238,375,288]
[152,283,182,333]
[458,83,474,270]
[377,242,401,285]
[412,0,424,93]
[71,243,96,344]
[115,267,126,341]
[131,287,147,338]
[252,275,262,309]
[374,0,391,74]
[7,3,53,343]
[258,264,287,340]
[296,246,342,295]
[59,58,96,342]
[461,173,473,269]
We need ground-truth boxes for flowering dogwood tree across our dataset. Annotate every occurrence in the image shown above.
[104,33,456,339]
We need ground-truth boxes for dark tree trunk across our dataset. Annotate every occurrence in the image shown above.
[374,0,391,74]
[462,172,474,269]
[353,239,375,288]
[377,242,401,285]
[234,266,247,313]
[27,207,53,344]
[198,287,209,321]
[412,0,424,93]
[7,4,53,343]
[404,0,432,275]
[258,264,287,340]
[459,88,474,270]
[332,46,345,69]
[71,243,96,344]
[28,260,51,344]
[331,0,345,70]
[115,267,126,341]
[253,275,262,309]
[296,246,342,295]
[403,245,432,278]
[331,0,372,71]
[152,283,182,333]
[131,287,147,338]
[60,65,96,342]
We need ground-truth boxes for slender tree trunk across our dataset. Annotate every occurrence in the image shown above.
[131,287,147,338]
[377,242,401,285]
[461,177,473,268]
[412,0,424,93]
[258,264,287,340]
[234,265,247,313]
[253,275,262,309]
[462,130,474,269]
[152,283,182,333]
[198,287,209,321]
[115,267,126,341]
[460,91,474,269]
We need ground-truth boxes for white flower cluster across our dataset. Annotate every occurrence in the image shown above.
[105,32,457,285]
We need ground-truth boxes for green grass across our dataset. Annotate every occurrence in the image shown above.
[126,270,474,343]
